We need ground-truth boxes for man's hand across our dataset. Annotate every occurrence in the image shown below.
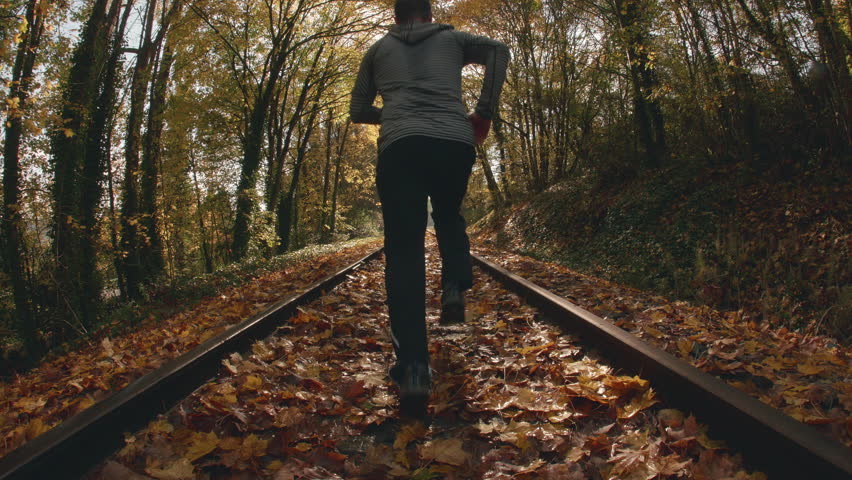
[469,112,491,145]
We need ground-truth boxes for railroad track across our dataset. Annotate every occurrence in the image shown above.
[0,242,849,479]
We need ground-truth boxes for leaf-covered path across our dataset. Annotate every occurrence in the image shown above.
[89,242,765,479]
[473,245,851,449]
[0,240,381,460]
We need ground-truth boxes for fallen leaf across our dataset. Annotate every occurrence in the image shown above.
[418,438,470,466]
[145,458,194,480]
[796,363,824,376]
[184,431,218,461]
[25,419,51,440]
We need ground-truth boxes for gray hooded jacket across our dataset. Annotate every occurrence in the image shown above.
[350,22,510,153]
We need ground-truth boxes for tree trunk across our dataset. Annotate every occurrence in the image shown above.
[231,41,297,260]
[680,0,732,149]
[121,0,159,299]
[139,39,176,281]
[107,142,126,299]
[493,114,512,201]
[615,0,666,168]
[277,102,320,253]
[89,0,134,304]
[328,120,350,239]
[2,0,45,355]
[476,145,504,206]
[188,149,214,274]
[319,110,334,242]
[265,45,325,214]
[805,0,852,148]
[119,0,182,296]
[734,0,815,113]
[52,0,118,330]
[711,0,762,160]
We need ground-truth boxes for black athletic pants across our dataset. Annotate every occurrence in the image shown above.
[376,135,475,367]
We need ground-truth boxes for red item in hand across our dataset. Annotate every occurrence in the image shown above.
[469,113,491,145]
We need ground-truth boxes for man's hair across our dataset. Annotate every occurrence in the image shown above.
[395,0,432,23]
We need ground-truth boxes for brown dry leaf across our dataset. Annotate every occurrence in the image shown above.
[649,454,692,477]
[658,409,685,428]
[13,397,46,414]
[418,438,470,466]
[497,420,533,451]
[145,458,194,480]
[643,325,665,339]
[95,461,153,480]
[474,418,505,436]
[393,422,428,450]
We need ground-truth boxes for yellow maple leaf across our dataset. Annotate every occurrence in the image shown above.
[148,419,175,435]
[763,357,786,371]
[796,362,824,376]
[25,418,51,440]
[515,342,555,355]
[243,375,263,391]
[63,128,75,138]
[618,388,659,419]
[293,442,312,452]
[218,436,242,450]
[239,434,269,459]
[185,431,218,461]
[643,325,665,338]
[677,339,694,358]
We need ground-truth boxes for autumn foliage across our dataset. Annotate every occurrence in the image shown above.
[87,245,768,479]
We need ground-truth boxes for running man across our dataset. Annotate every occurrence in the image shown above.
[350,0,510,406]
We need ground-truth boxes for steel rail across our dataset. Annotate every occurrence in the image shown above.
[470,251,852,480]
[0,247,383,480]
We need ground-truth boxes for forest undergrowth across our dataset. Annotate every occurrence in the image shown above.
[473,158,851,343]
[0,239,381,373]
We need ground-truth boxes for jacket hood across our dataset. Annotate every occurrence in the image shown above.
[389,22,454,44]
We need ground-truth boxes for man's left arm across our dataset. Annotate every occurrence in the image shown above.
[458,32,511,121]
[350,43,382,125]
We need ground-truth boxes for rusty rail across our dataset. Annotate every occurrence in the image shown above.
[470,250,852,480]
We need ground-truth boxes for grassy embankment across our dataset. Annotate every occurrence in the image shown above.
[473,160,850,342]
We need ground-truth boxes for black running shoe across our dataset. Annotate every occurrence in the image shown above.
[400,363,431,397]
[440,281,465,325]
[398,362,431,417]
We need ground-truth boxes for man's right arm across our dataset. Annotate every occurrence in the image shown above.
[350,43,382,125]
